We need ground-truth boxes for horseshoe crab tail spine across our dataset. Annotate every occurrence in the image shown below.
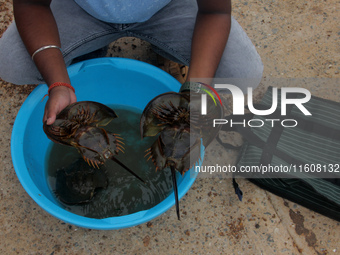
[170,164,180,221]
[111,157,146,184]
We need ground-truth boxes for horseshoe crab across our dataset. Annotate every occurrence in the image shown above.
[44,101,145,183]
[55,159,108,204]
[141,85,223,220]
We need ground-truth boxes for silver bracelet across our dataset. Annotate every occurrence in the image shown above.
[31,45,62,61]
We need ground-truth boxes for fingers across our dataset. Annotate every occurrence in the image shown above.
[43,86,77,125]
[46,112,57,125]
[43,98,60,125]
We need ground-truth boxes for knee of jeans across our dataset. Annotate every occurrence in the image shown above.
[0,48,43,85]
[247,51,264,81]
[214,53,263,94]
[0,22,45,85]
[242,53,264,90]
[215,51,264,93]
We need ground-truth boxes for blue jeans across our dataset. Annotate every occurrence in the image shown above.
[0,0,263,92]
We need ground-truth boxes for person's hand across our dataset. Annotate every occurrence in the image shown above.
[43,86,77,125]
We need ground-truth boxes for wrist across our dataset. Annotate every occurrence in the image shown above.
[180,81,223,106]
[48,82,75,96]
[180,81,206,93]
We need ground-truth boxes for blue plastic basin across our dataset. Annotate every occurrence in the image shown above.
[11,58,202,230]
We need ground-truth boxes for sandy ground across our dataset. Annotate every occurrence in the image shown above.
[0,0,339,254]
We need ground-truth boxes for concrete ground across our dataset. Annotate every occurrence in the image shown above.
[0,0,339,254]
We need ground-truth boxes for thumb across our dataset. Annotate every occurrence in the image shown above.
[46,114,56,125]
[45,105,58,125]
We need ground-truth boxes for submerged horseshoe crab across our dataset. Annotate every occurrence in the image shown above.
[141,87,223,220]
[55,159,108,204]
